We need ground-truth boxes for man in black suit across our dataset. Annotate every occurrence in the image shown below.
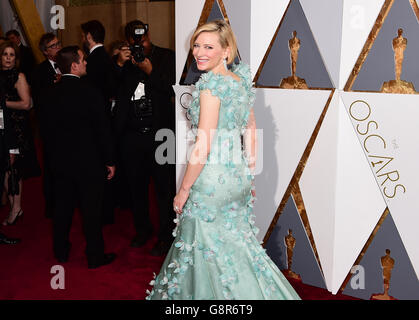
[6,30,35,83]
[32,33,62,219]
[40,46,116,269]
[114,20,176,256]
[81,20,117,225]
[81,20,116,112]
[32,33,62,104]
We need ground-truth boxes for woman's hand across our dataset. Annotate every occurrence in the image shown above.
[173,187,190,214]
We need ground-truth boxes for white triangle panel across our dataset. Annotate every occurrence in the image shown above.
[250,0,289,80]
[173,85,195,188]
[300,0,343,88]
[222,0,251,64]
[339,0,385,89]
[331,92,387,294]
[175,0,205,83]
[299,91,339,292]
[341,91,419,280]
[254,88,331,242]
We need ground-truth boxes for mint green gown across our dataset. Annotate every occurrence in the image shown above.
[146,63,300,300]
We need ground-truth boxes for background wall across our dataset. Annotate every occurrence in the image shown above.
[55,0,175,52]
[0,1,174,53]
[175,0,419,300]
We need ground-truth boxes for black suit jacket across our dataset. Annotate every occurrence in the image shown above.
[40,75,115,177]
[31,59,57,110]
[114,45,175,138]
[86,46,116,111]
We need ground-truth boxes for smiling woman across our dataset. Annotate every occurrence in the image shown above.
[146,20,301,300]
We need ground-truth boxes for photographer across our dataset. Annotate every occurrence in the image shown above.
[114,20,175,256]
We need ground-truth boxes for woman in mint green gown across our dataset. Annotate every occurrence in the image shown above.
[146,20,300,300]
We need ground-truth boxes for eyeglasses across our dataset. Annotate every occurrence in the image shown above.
[46,41,61,49]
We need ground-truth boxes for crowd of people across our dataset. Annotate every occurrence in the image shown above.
[0,20,176,268]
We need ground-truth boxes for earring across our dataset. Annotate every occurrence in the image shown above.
[223,58,228,70]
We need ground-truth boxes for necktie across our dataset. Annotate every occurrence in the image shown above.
[53,63,61,74]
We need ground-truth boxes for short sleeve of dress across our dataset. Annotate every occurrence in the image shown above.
[188,62,255,129]
[195,71,231,101]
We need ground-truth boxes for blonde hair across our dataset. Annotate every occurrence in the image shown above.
[190,20,238,65]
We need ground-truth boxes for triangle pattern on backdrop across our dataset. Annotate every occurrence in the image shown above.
[299,91,387,293]
[349,0,419,93]
[342,212,419,300]
[341,91,419,281]
[265,195,327,290]
[254,0,333,89]
[222,0,251,64]
[253,88,332,242]
[299,0,344,89]
[175,0,206,84]
[340,0,386,90]
[331,92,387,294]
[249,0,289,80]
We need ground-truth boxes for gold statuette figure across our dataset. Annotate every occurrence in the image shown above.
[371,249,397,300]
[284,229,301,280]
[381,28,416,94]
[280,31,308,89]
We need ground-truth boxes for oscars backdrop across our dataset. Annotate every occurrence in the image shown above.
[175,0,419,300]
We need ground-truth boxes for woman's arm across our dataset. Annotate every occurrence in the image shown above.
[173,89,220,212]
[243,108,257,174]
[6,73,32,110]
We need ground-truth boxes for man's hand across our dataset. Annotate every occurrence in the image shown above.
[54,74,62,83]
[117,46,131,67]
[131,57,153,75]
[106,165,115,180]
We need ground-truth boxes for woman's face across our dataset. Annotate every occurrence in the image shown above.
[192,31,228,74]
[1,47,16,70]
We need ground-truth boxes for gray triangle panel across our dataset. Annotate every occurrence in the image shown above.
[352,0,419,92]
[343,213,419,300]
[256,0,333,88]
[265,195,327,289]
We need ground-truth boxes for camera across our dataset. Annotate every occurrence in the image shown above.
[129,22,148,63]
[133,95,152,120]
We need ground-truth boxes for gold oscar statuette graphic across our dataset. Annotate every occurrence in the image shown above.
[381,28,416,94]
[279,31,308,89]
[285,229,301,280]
[371,249,397,300]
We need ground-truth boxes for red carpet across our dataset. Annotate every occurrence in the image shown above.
[0,143,357,300]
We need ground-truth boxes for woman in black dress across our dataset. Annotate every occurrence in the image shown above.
[0,41,40,225]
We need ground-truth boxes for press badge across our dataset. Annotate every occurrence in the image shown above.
[0,109,4,129]
[131,82,145,101]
